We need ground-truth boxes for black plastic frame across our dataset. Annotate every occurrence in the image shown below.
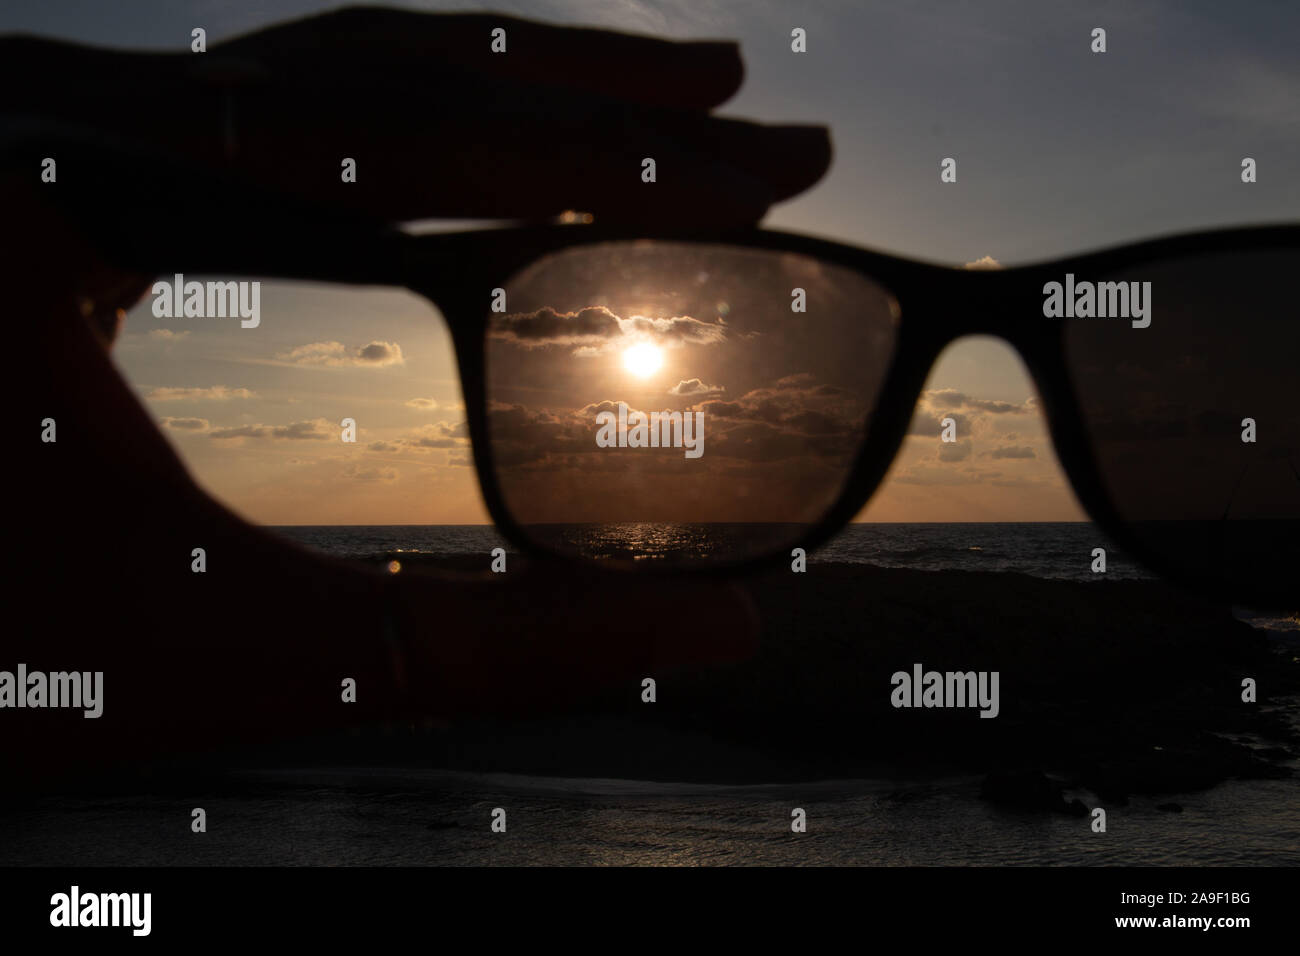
[38,137,1298,606]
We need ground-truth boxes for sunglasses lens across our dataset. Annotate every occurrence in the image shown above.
[1062,246,1300,602]
[485,240,900,564]
[116,278,480,559]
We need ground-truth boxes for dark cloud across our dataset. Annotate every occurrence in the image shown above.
[366,422,471,455]
[209,424,269,439]
[491,306,622,347]
[160,416,209,431]
[708,421,812,461]
[343,464,398,482]
[278,340,404,367]
[773,373,815,388]
[782,410,842,435]
[684,374,866,461]
[491,306,728,350]
[272,421,333,440]
[147,386,254,401]
[990,445,1036,459]
[356,342,401,364]
[210,419,332,441]
[894,465,983,486]
[484,370,868,476]
[696,400,746,419]
[937,439,973,462]
[923,389,1030,414]
[907,411,972,436]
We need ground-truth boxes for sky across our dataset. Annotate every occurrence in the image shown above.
[9,0,1299,525]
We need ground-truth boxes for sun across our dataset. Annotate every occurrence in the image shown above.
[622,343,663,378]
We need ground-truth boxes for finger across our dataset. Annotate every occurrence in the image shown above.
[188,75,832,224]
[215,9,745,111]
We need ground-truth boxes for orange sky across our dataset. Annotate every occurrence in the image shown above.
[115,276,1086,526]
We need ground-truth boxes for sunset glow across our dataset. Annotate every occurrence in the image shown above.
[622,343,663,378]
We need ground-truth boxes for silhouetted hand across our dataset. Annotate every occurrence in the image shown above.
[4,8,829,782]
[6,8,831,225]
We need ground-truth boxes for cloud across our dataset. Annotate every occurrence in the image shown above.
[990,476,1051,488]
[680,373,866,461]
[366,422,470,455]
[620,314,728,346]
[668,378,725,397]
[209,418,333,441]
[273,420,334,440]
[147,329,190,341]
[480,371,869,474]
[774,373,813,387]
[963,255,1003,270]
[357,342,402,364]
[405,397,466,413]
[937,439,973,462]
[491,306,622,347]
[580,400,628,417]
[895,465,985,486]
[990,445,1036,459]
[922,389,1031,415]
[907,410,972,436]
[491,305,728,353]
[343,464,398,482]
[278,340,404,367]
[146,385,255,401]
[894,464,1017,486]
[160,416,209,431]
[209,425,269,440]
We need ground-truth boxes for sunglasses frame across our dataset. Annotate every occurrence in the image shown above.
[410,223,1297,606]
[43,136,1297,606]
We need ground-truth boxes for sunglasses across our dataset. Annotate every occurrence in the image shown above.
[41,137,1300,608]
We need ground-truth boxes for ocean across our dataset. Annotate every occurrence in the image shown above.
[275,521,1147,580]
[272,522,1299,632]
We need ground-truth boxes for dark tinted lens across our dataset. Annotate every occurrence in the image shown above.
[1063,247,1300,602]
[485,240,900,565]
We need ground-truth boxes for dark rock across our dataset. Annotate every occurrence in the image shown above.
[980,769,1081,815]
